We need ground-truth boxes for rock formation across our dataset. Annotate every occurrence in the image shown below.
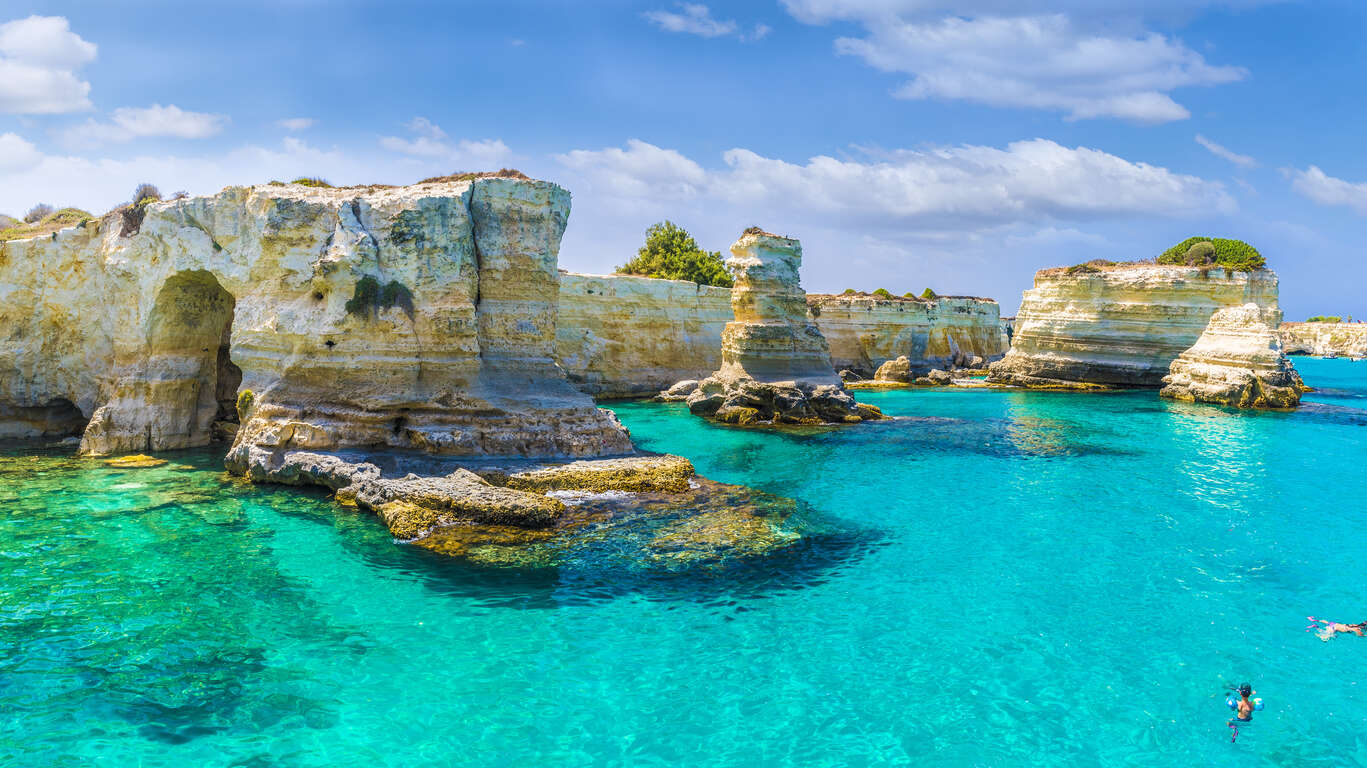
[1160,304,1305,408]
[0,176,632,459]
[1279,322,1367,358]
[555,272,731,398]
[661,230,882,425]
[988,264,1281,388]
[808,293,1007,377]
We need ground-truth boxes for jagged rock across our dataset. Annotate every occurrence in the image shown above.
[808,292,1007,374]
[227,447,382,490]
[0,177,632,460]
[989,264,1283,388]
[1280,322,1367,357]
[874,356,915,382]
[350,469,565,535]
[498,454,695,493]
[666,230,881,425]
[918,369,955,386]
[1161,303,1305,408]
[658,379,701,402]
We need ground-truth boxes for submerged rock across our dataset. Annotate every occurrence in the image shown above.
[1160,303,1305,409]
[103,454,168,469]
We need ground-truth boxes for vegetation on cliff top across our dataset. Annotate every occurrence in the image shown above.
[617,221,732,288]
[1305,315,1345,323]
[0,207,96,242]
[1157,237,1265,271]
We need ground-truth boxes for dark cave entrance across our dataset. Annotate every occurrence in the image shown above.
[146,270,241,447]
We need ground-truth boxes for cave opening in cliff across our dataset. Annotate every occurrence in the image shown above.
[146,270,240,448]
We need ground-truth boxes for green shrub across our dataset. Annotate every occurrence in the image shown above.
[1306,315,1343,323]
[617,220,732,287]
[236,389,255,420]
[132,183,161,206]
[1065,259,1116,275]
[842,288,858,295]
[920,288,938,299]
[1157,237,1265,271]
[872,287,894,299]
[346,276,415,318]
[291,177,333,188]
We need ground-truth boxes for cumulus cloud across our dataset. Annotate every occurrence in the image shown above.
[63,104,228,146]
[278,117,315,131]
[0,15,97,114]
[0,132,43,173]
[1288,166,1367,215]
[833,14,1243,122]
[557,138,1234,228]
[378,117,513,168]
[1195,134,1257,168]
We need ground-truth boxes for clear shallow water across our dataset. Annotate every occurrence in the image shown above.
[2,357,1366,767]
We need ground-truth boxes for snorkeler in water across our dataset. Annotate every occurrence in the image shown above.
[1307,616,1366,641]
[1226,683,1260,742]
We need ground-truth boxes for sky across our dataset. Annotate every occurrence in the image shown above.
[0,0,1364,316]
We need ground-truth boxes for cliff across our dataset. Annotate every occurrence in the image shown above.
[664,230,882,425]
[808,294,1007,375]
[555,272,731,398]
[987,264,1281,388]
[1279,322,1367,358]
[0,177,631,458]
[1160,303,1304,408]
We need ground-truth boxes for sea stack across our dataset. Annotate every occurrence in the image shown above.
[663,229,882,425]
[1160,303,1305,408]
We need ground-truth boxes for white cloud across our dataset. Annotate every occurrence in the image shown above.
[1288,166,1367,215]
[557,138,1233,229]
[63,104,228,146]
[1195,134,1257,168]
[0,16,97,114]
[278,117,315,132]
[378,117,512,168]
[0,132,42,173]
[833,14,1243,122]
[645,3,739,38]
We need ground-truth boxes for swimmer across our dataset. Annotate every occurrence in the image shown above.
[1232,683,1256,722]
[1307,616,1366,641]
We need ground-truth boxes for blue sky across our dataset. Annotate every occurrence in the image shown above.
[1,0,1364,316]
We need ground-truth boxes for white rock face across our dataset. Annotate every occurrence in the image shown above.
[0,177,632,458]
[1279,322,1367,358]
[988,264,1281,388]
[1161,303,1304,408]
[809,294,1007,375]
[555,272,731,398]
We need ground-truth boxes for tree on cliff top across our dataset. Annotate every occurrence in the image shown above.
[1157,237,1265,272]
[617,221,732,287]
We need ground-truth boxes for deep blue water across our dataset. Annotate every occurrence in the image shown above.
[2,357,1365,766]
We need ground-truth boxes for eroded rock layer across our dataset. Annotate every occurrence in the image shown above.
[808,294,1008,376]
[988,264,1281,388]
[1279,322,1367,358]
[555,272,731,398]
[1161,304,1304,408]
[664,231,882,424]
[0,178,631,458]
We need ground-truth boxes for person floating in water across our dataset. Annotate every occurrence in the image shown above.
[1307,616,1366,641]
[1233,684,1256,722]
[1227,683,1259,742]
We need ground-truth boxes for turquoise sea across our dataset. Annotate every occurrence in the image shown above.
[3,357,1366,767]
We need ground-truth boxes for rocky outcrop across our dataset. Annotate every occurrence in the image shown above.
[0,177,632,459]
[1279,322,1367,358]
[1161,304,1305,408]
[988,264,1281,388]
[555,272,731,398]
[808,293,1007,376]
[663,230,882,425]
